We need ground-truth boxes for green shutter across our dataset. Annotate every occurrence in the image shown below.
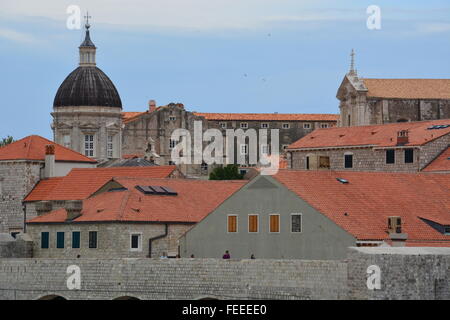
[72,232,80,249]
[41,232,49,249]
[56,232,65,249]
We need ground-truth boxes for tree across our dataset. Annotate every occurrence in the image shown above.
[0,136,14,147]
[209,164,244,180]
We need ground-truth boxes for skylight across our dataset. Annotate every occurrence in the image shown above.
[135,185,178,196]
[427,124,450,130]
[336,178,349,184]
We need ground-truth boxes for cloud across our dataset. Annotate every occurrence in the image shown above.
[0,27,36,44]
[417,22,450,33]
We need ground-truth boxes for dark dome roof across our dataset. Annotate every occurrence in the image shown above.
[53,66,122,108]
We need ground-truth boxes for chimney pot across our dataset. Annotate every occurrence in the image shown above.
[149,100,156,112]
[396,130,409,146]
[44,145,56,178]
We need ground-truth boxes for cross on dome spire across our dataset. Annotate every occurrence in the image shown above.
[84,12,91,29]
[79,12,96,66]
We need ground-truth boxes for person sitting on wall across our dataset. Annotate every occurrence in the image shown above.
[222,250,231,259]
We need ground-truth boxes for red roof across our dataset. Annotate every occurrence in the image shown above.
[193,113,339,122]
[288,119,450,150]
[363,78,450,99]
[122,111,146,123]
[24,166,178,202]
[27,178,246,223]
[273,170,450,244]
[422,147,450,173]
[0,135,96,163]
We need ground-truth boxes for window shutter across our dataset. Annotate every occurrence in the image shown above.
[249,215,258,232]
[228,216,237,233]
[270,215,280,232]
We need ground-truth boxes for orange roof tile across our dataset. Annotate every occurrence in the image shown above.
[27,178,246,223]
[288,119,450,150]
[193,113,339,122]
[0,135,96,163]
[422,147,450,173]
[24,166,178,202]
[363,78,450,99]
[273,170,450,243]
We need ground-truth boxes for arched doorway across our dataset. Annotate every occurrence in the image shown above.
[37,295,67,300]
[113,296,140,300]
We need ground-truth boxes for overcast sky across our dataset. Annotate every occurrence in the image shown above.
[1,0,450,139]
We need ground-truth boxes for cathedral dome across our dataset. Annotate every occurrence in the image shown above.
[53,66,122,108]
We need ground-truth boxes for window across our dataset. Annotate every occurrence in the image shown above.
[9,229,21,239]
[303,123,311,129]
[261,123,269,129]
[348,115,351,126]
[269,214,280,233]
[130,233,142,251]
[41,232,49,249]
[240,144,248,155]
[0,178,3,195]
[306,156,310,170]
[107,135,114,158]
[320,123,329,129]
[201,162,208,171]
[169,139,178,149]
[404,148,414,163]
[248,215,258,233]
[445,226,450,235]
[56,232,65,249]
[220,122,227,129]
[261,144,269,155]
[282,123,290,129]
[62,134,71,148]
[291,214,302,233]
[72,232,80,249]
[84,135,94,157]
[227,215,237,233]
[319,156,330,169]
[240,122,248,129]
[344,154,353,169]
[169,116,176,121]
[88,231,97,249]
[282,144,289,151]
[386,149,395,164]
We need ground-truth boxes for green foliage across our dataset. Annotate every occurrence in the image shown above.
[209,164,244,180]
[0,136,14,147]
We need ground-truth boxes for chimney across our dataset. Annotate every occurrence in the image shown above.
[396,130,409,146]
[35,201,53,216]
[149,100,156,112]
[65,200,83,221]
[44,145,55,178]
[387,216,408,247]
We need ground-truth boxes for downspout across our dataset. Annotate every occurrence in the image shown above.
[148,223,168,258]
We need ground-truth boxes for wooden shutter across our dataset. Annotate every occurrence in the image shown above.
[228,216,237,233]
[270,215,280,233]
[248,215,258,233]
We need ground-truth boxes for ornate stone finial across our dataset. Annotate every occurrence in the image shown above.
[349,49,357,75]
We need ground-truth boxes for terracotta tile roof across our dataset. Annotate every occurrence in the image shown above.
[24,166,178,202]
[422,147,450,172]
[122,153,144,159]
[288,119,450,150]
[27,178,246,223]
[121,111,145,123]
[0,135,96,163]
[193,113,339,122]
[273,170,450,244]
[363,78,450,99]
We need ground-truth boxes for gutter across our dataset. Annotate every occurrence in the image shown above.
[148,223,168,258]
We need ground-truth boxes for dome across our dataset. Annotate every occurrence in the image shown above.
[53,66,122,108]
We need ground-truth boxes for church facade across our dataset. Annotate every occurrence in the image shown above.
[337,52,450,127]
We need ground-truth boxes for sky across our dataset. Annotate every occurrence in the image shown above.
[1,0,450,139]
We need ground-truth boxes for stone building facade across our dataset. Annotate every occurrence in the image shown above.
[337,67,450,127]
[122,104,338,176]
[287,119,450,172]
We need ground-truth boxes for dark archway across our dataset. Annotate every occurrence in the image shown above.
[113,296,140,300]
[37,295,67,300]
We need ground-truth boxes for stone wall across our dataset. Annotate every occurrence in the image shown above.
[347,247,450,300]
[26,222,192,259]
[0,258,348,300]
[0,161,41,233]
[0,233,33,258]
[1,247,449,300]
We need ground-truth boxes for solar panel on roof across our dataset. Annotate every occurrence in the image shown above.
[136,185,177,196]
[136,185,156,194]
[150,186,167,194]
